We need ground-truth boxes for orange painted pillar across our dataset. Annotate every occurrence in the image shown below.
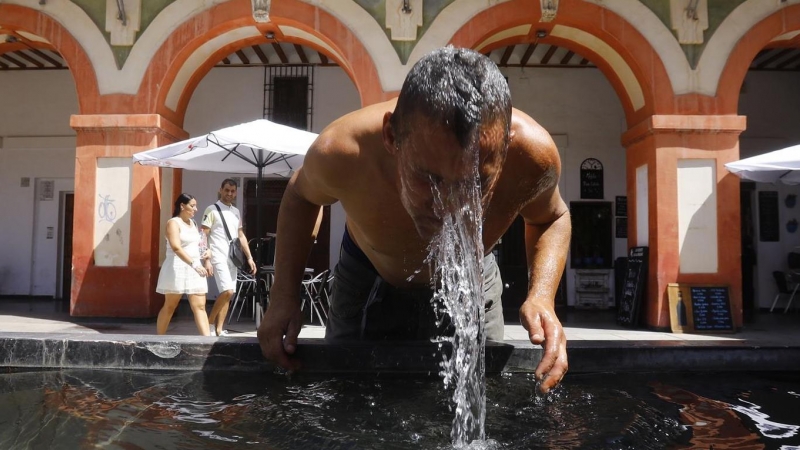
[622,115,747,331]
[70,114,188,317]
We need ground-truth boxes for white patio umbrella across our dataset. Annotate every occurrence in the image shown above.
[132,119,317,176]
[133,119,319,299]
[725,145,800,185]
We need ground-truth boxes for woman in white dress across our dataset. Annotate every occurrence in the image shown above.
[156,193,212,336]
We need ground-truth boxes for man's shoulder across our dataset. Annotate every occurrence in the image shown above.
[509,109,559,161]
[201,204,218,227]
[303,113,381,192]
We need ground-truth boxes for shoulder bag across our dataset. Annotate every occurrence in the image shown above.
[214,204,248,270]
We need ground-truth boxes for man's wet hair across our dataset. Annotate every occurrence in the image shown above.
[220,178,238,189]
[391,46,512,149]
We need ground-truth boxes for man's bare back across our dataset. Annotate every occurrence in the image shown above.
[301,99,565,287]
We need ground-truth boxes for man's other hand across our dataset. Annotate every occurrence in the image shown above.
[247,258,257,275]
[520,300,568,394]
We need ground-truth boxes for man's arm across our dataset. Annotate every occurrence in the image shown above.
[511,113,571,393]
[237,226,256,275]
[257,135,343,370]
[519,188,570,393]
[201,226,213,277]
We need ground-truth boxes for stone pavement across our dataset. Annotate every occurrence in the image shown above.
[1,297,798,344]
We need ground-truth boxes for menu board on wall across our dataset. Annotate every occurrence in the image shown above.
[617,246,648,327]
[758,191,780,242]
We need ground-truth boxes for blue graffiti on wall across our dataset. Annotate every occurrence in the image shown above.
[98,194,117,223]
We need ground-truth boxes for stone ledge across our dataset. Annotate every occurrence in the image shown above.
[1,333,799,375]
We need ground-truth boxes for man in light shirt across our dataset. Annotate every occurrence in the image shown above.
[202,178,256,336]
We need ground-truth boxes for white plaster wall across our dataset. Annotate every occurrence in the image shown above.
[0,71,78,137]
[0,70,78,297]
[0,149,76,296]
[504,67,628,306]
[738,71,800,309]
[677,159,718,274]
[94,158,133,267]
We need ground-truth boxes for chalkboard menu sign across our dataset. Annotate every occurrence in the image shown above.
[580,158,604,199]
[617,246,648,327]
[615,196,627,217]
[758,191,780,242]
[690,286,733,331]
[668,284,735,333]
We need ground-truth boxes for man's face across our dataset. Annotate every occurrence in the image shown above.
[395,117,507,240]
[219,183,237,205]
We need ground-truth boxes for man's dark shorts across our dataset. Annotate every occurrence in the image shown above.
[325,247,504,342]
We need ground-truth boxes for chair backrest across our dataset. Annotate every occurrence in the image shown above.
[789,252,800,271]
[302,269,329,296]
[249,236,276,266]
[773,271,789,294]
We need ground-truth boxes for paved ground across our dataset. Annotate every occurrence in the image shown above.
[2,297,798,344]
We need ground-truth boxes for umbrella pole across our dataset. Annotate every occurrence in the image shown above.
[256,157,265,318]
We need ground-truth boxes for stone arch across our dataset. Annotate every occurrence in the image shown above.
[0,3,99,114]
[145,0,384,126]
[450,0,677,127]
[713,3,800,114]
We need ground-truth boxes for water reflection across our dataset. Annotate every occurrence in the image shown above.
[0,370,797,449]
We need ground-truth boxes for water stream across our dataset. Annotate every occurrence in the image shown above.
[426,144,488,448]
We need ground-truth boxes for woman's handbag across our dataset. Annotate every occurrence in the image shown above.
[214,204,248,270]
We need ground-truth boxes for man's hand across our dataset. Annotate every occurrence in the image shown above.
[257,296,303,372]
[247,258,257,275]
[204,260,213,277]
[520,300,568,394]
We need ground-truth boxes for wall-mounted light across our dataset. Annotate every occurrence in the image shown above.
[251,0,271,23]
[536,29,547,39]
[265,31,275,40]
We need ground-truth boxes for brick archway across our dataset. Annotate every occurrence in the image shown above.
[0,4,97,113]
[141,0,384,127]
[715,4,800,114]
[449,0,675,127]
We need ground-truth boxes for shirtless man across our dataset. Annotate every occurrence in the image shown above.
[258,47,570,393]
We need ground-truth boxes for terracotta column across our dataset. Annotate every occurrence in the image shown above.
[70,114,188,317]
[622,115,747,330]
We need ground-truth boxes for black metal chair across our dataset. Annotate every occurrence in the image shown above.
[301,269,330,326]
[770,271,799,313]
[227,236,275,325]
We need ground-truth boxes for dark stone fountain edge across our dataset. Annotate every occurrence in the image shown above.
[1,333,799,374]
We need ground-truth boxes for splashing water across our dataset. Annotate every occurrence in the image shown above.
[426,147,487,448]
